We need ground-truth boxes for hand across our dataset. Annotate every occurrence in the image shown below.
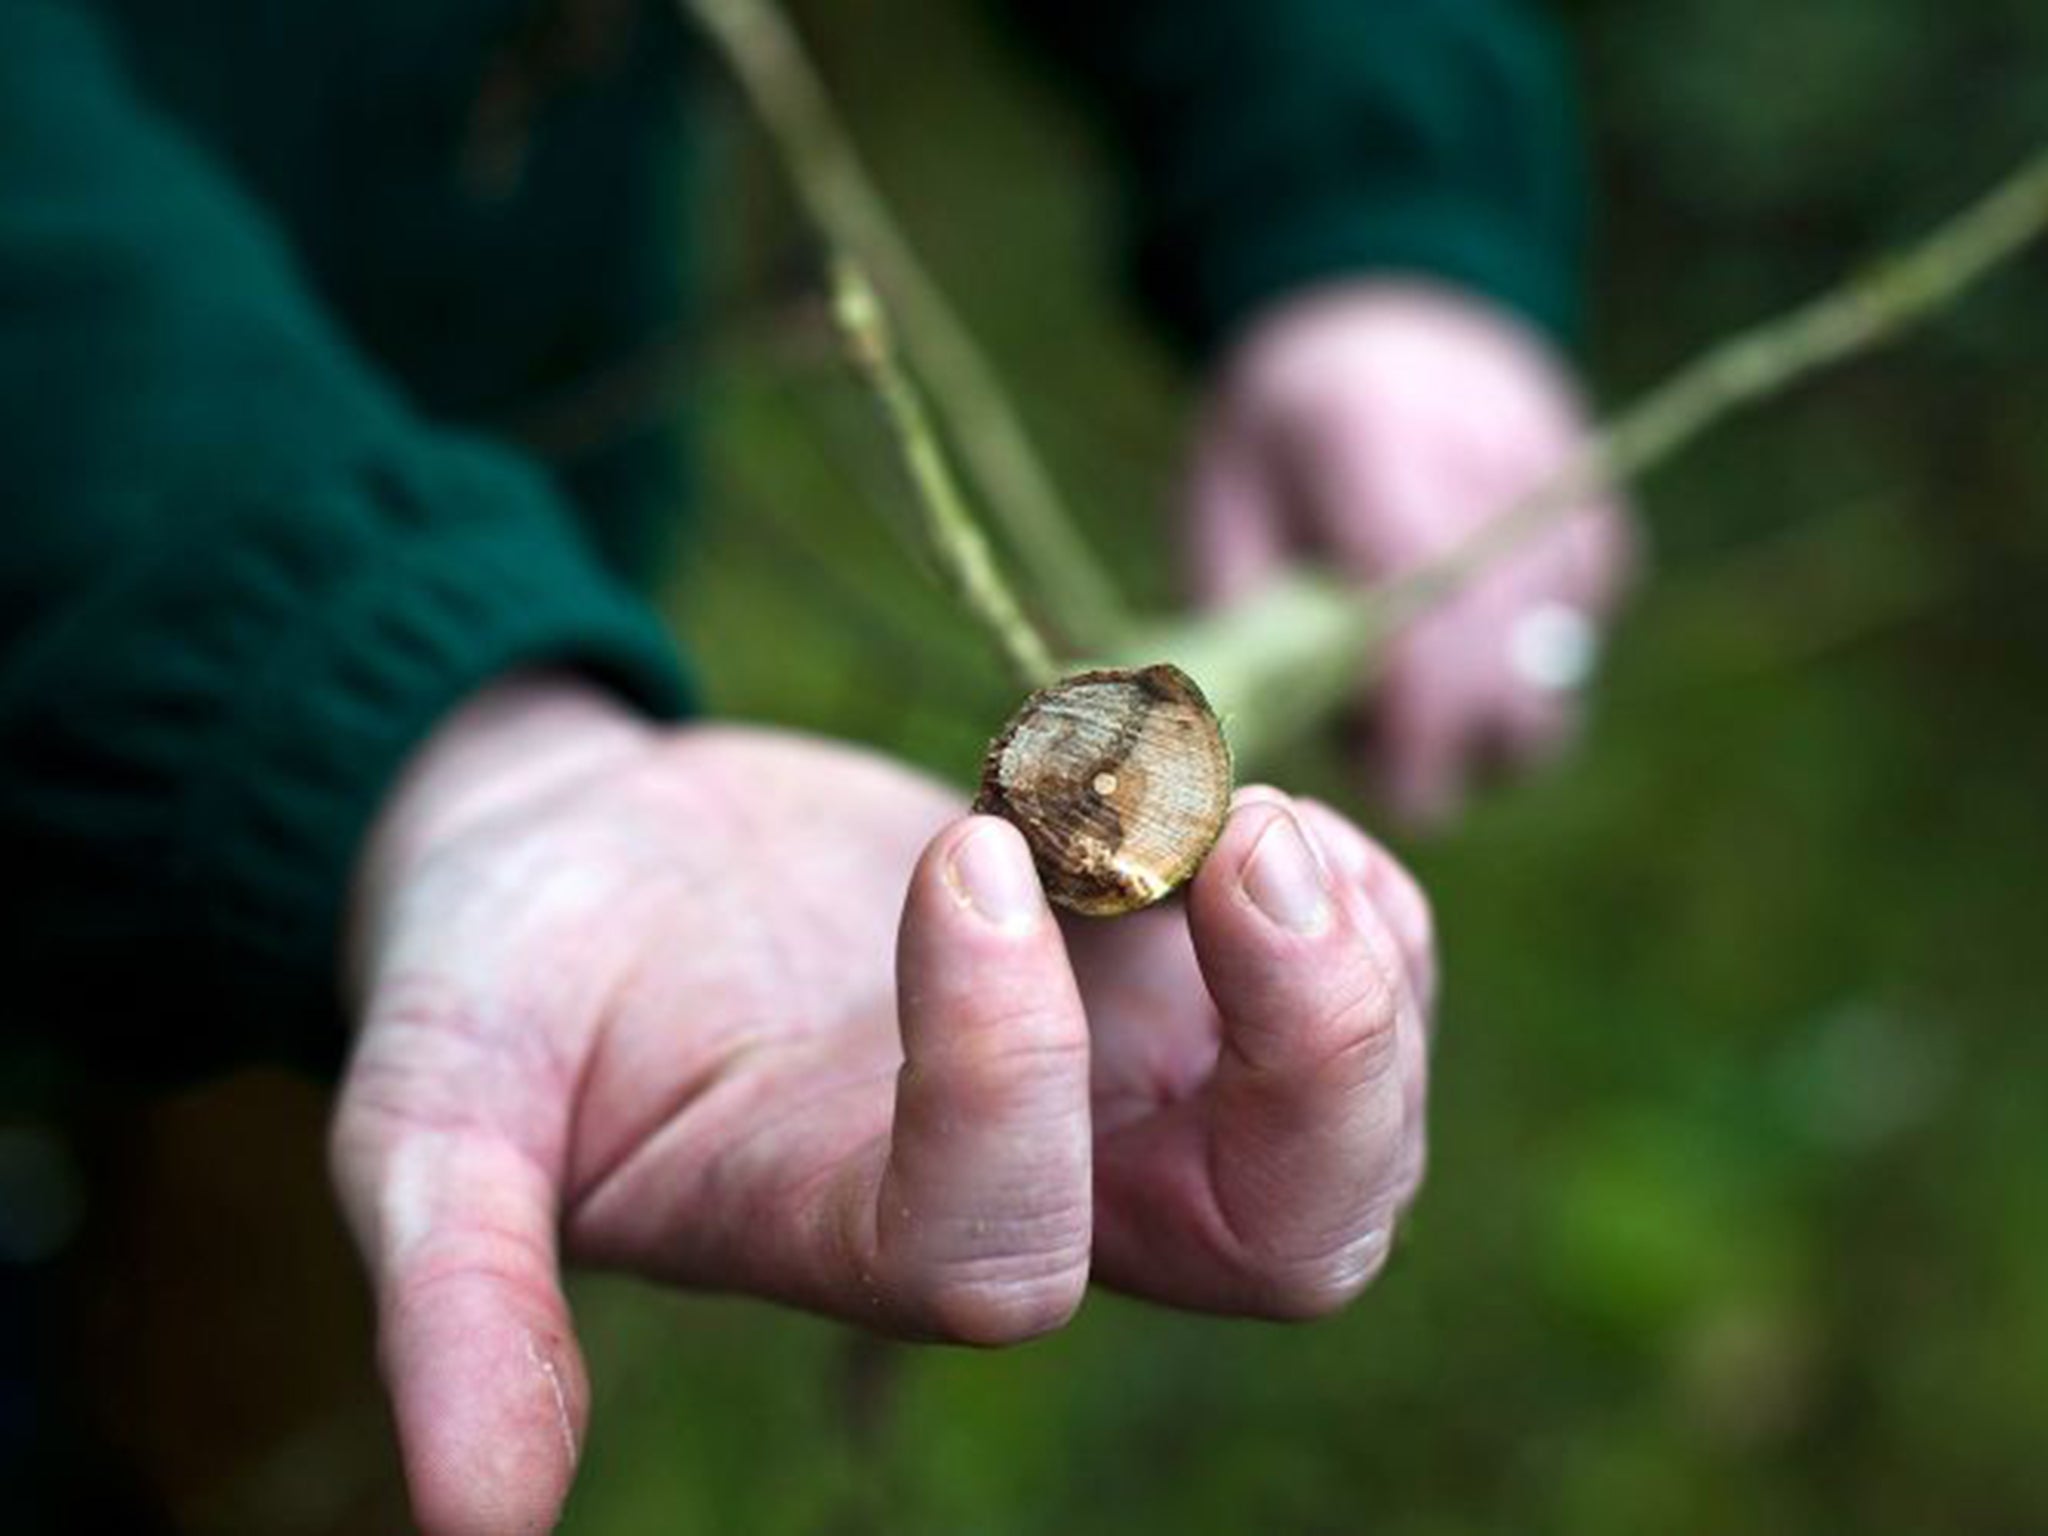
[332,675,1434,1534]
[1186,280,1636,827]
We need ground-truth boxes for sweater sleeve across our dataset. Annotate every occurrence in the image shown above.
[0,1,692,1082]
[1000,0,1589,358]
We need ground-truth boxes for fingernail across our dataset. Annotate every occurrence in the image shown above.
[1236,788,1333,880]
[948,821,1043,932]
[1241,811,1332,935]
[1230,785,1291,813]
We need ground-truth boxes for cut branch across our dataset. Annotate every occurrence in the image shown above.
[681,0,1129,647]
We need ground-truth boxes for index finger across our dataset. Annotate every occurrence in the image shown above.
[1092,793,1429,1317]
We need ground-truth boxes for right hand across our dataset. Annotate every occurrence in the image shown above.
[333,675,1435,1534]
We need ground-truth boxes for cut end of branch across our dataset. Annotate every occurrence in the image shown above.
[975,664,1233,916]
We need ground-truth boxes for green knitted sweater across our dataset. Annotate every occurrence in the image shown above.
[0,0,1583,1081]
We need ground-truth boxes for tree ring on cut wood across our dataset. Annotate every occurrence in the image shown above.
[973,663,1234,916]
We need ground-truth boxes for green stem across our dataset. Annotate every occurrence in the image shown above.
[681,0,1128,648]
[830,258,1060,687]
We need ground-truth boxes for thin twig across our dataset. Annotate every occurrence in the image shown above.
[1390,143,2048,628]
[1124,144,2048,766]
[830,258,1060,687]
[681,0,1129,647]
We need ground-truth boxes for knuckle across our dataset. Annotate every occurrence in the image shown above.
[1226,960,1402,1089]
[1304,970,1403,1087]
[927,1026,1089,1121]
[913,1261,1089,1346]
[877,1197,1092,1346]
[385,1221,564,1325]
[1251,1231,1395,1320]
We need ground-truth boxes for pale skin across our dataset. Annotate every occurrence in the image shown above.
[1189,281,1635,824]
[331,284,1618,1533]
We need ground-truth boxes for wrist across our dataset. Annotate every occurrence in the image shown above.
[1220,276,1577,404]
[344,671,656,1002]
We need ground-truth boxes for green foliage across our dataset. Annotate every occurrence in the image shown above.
[573,0,2048,1530]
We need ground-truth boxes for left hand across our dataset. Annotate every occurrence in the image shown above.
[1184,280,1636,828]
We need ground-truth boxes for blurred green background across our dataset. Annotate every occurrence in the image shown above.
[86,0,2048,1531]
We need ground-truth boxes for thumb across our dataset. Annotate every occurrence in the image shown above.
[332,1002,587,1536]
[846,815,1094,1343]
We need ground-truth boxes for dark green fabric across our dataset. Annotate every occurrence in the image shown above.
[0,0,698,1080]
[0,0,1583,1083]
[1004,0,1587,356]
